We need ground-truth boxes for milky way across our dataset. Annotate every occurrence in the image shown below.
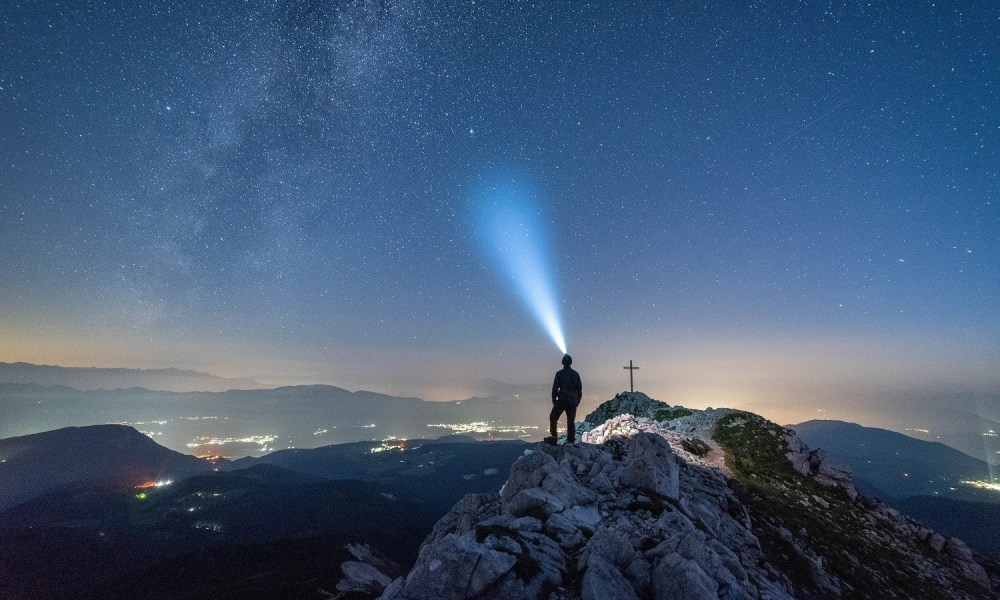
[1,1,997,424]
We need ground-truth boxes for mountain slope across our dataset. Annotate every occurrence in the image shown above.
[0,424,214,511]
[0,465,427,600]
[789,419,1000,561]
[377,393,999,600]
[229,438,530,511]
[789,419,995,502]
[893,495,1000,561]
[0,433,531,599]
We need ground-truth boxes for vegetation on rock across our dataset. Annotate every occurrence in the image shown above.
[652,406,693,421]
[713,411,978,599]
[680,437,711,456]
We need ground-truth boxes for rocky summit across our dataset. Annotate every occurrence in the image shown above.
[372,393,1000,600]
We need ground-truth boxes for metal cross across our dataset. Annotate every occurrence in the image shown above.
[623,360,639,392]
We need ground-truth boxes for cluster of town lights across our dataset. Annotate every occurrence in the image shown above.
[427,421,539,435]
[961,480,1000,492]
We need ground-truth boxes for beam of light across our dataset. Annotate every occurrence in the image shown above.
[981,422,998,485]
[474,176,567,354]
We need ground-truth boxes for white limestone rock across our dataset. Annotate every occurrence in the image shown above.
[380,395,998,600]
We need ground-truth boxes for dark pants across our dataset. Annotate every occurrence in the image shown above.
[549,402,577,442]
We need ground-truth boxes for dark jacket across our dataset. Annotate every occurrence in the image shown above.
[552,366,582,406]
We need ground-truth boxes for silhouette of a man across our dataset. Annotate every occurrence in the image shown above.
[547,354,582,444]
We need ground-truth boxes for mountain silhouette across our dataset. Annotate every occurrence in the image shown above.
[790,419,996,502]
[0,424,213,511]
[0,361,261,392]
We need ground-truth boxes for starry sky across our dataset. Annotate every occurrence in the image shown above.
[2,1,998,426]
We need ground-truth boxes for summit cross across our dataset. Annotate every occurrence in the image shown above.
[623,360,639,393]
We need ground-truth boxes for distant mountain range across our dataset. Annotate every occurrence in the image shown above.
[0,382,551,454]
[0,361,262,392]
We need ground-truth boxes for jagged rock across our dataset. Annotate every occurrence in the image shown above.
[784,432,858,500]
[579,526,642,599]
[426,493,500,545]
[945,537,992,589]
[545,512,585,547]
[511,515,544,533]
[392,532,516,599]
[582,413,669,445]
[331,543,402,599]
[581,525,634,567]
[560,504,600,531]
[380,396,999,600]
[582,391,668,427]
[336,560,394,596]
[619,432,679,499]
[506,487,565,519]
[928,532,947,553]
[501,450,597,517]
[581,555,639,600]
[652,552,718,600]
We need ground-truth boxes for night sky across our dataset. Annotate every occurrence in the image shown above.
[2,1,998,426]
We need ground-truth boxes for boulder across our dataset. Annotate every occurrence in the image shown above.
[944,537,991,589]
[581,555,640,600]
[619,432,679,499]
[336,560,393,596]
[505,487,565,520]
[652,552,718,600]
[927,532,947,553]
[398,532,516,600]
[582,391,669,427]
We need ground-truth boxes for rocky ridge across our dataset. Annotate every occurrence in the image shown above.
[374,393,1000,599]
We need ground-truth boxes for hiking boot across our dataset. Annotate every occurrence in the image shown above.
[543,436,558,445]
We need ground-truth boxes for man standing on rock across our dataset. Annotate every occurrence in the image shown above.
[547,354,583,444]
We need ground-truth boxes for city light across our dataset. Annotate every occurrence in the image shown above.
[961,480,1000,492]
[371,441,406,454]
[427,421,539,435]
[186,435,277,448]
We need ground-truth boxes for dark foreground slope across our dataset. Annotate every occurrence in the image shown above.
[0,465,430,600]
[0,433,528,600]
[229,438,530,511]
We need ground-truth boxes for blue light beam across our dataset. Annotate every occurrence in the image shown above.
[475,178,567,354]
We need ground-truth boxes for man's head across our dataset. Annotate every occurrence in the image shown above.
[562,354,572,366]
